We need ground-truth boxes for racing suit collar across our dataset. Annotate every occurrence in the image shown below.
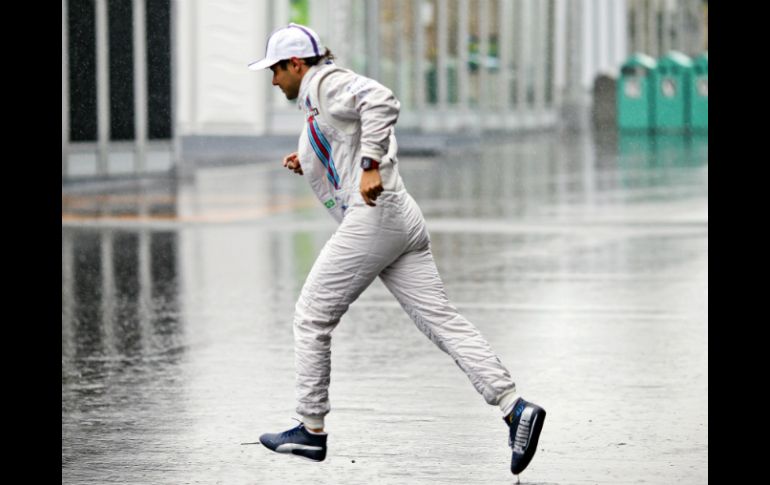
[297,62,336,110]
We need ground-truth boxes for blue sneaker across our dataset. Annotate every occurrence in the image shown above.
[259,422,327,462]
[504,398,546,475]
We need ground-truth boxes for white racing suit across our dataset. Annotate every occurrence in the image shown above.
[293,62,518,422]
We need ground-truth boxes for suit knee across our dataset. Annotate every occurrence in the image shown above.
[294,296,343,335]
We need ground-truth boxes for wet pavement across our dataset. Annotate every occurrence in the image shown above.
[62,129,708,484]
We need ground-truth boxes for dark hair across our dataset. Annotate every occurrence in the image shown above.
[274,48,335,70]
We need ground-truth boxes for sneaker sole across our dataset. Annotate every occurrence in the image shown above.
[260,441,326,462]
[511,408,546,475]
[291,452,326,462]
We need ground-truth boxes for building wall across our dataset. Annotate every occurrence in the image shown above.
[175,0,271,136]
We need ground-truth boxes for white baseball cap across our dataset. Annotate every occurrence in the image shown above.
[248,23,324,71]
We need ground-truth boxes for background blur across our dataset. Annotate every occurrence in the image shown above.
[62,0,707,179]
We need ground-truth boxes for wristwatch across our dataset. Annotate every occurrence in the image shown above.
[361,157,380,171]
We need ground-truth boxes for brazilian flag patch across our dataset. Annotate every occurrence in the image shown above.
[324,198,336,209]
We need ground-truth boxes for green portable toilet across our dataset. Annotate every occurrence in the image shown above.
[617,53,657,131]
[689,52,708,132]
[654,51,693,132]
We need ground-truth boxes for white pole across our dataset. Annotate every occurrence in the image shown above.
[96,0,110,175]
[533,0,547,121]
[62,0,69,178]
[648,0,659,57]
[662,0,671,53]
[517,0,531,113]
[395,0,407,106]
[171,0,181,176]
[597,0,609,72]
[553,0,567,111]
[478,0,489,114]
[583,0,594,91]
[413,0,425,115]
[134,0,148,174]
[499,0,512,113]
[613,0,628,64]
[437,0,448,111]
[366,0,380,80]
[458,0,469,114]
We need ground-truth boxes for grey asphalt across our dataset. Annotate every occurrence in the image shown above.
[62,129,708,484]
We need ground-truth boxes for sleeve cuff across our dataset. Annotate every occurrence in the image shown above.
[359,148,387,163]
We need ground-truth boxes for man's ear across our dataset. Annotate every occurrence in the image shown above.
[289,57,303,72]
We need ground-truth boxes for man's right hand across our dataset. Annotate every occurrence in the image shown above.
[283,152,303,175]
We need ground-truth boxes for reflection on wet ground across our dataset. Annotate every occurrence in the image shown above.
[62,130,707,484]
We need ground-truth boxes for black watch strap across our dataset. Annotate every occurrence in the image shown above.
[361,157,380,171]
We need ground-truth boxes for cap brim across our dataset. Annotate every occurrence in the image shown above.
[248,58,280,71]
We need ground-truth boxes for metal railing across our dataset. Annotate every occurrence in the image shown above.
[63,0,175,181]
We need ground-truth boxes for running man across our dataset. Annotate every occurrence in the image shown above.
[248,23,546,476]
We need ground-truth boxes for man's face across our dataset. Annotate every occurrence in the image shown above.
[270,59,304,100]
